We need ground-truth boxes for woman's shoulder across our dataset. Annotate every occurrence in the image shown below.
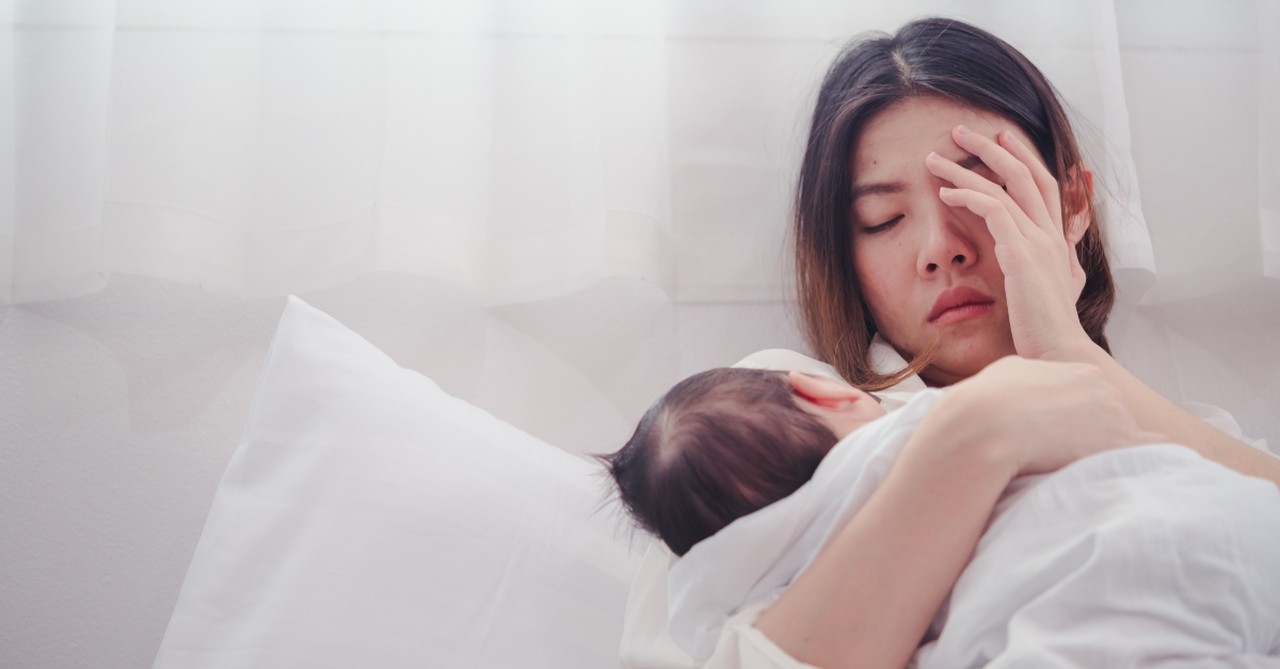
[731,349,842,379]
[734,339,929,412]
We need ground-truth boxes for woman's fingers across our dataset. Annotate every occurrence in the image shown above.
[1067,237,1087,300]
[996,131,1063,226]
[952,357,1150,477]
[937,187,1024,262]
[949,125,1057,235]
[925,152,1035,231]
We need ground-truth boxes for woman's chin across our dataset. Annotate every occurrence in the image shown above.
[919,341,1016,387]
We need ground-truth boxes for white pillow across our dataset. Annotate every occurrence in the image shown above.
[153,296,642,669]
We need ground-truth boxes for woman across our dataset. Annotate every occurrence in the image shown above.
[619,17,1280,669]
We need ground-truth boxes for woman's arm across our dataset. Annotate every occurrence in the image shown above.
[1057,340,1280,487]
[754,400,1010,669]
[939,126,1280,488]
[755,357,1146,669]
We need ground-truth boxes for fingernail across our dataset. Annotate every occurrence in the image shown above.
[955,125,970,136]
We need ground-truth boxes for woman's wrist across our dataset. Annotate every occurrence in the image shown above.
[915,385,1020,482]
[1031,331,1102,365]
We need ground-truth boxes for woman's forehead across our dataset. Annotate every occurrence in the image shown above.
[851,97,1031,176]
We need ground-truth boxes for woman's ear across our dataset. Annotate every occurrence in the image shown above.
[1063,164,1094,245]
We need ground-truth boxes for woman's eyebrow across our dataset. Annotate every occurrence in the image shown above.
[850,182,904,200]
[851,154,987,200]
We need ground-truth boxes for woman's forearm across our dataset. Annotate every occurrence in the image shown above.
[752,355,1169,667]
[1067,342,1280,487]
[753,398,1014,669]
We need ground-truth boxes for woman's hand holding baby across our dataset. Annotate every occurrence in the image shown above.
[931,356,1162,479]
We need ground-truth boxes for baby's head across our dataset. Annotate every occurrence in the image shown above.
[600,367,885,555]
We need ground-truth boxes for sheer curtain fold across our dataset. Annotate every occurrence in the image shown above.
[1,0,1273,306]
[1,0,116,303]
[1262,0,1280,280]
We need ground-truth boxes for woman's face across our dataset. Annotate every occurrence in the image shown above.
[850,96,1043,386]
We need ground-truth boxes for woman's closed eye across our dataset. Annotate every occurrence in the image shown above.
[863,215,902,234]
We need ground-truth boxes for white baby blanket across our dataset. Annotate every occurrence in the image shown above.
[668,390,1280,667]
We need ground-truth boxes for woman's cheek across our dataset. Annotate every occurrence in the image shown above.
[856,239,924,348]
[854,263,896,326]
[855,236,908,299]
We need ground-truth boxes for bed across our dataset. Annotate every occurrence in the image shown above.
[151,296,1280,669]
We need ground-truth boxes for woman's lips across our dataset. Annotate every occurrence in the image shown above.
[928,286,995,324]
[930,302,994,326]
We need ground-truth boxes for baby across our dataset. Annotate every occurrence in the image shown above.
[599,367,885,556]
[601,367,1280,667]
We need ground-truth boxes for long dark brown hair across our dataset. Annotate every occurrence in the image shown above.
[598,368,837,556]
[795,17,1115,389]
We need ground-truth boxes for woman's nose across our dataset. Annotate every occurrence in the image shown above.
[923,252,968,273]
[917,207,978,276]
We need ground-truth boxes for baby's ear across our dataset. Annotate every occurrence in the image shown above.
[786,371,861,409]
[1063,164,1094,245]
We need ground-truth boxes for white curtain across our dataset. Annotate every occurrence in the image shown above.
[17,0,1270,306]
[1263,0,1280,280]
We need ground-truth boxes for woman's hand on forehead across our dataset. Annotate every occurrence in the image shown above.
[947,125,1063,239]
[927,124,1091,360]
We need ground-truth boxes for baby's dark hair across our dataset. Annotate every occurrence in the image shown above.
[599,368,838,556]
